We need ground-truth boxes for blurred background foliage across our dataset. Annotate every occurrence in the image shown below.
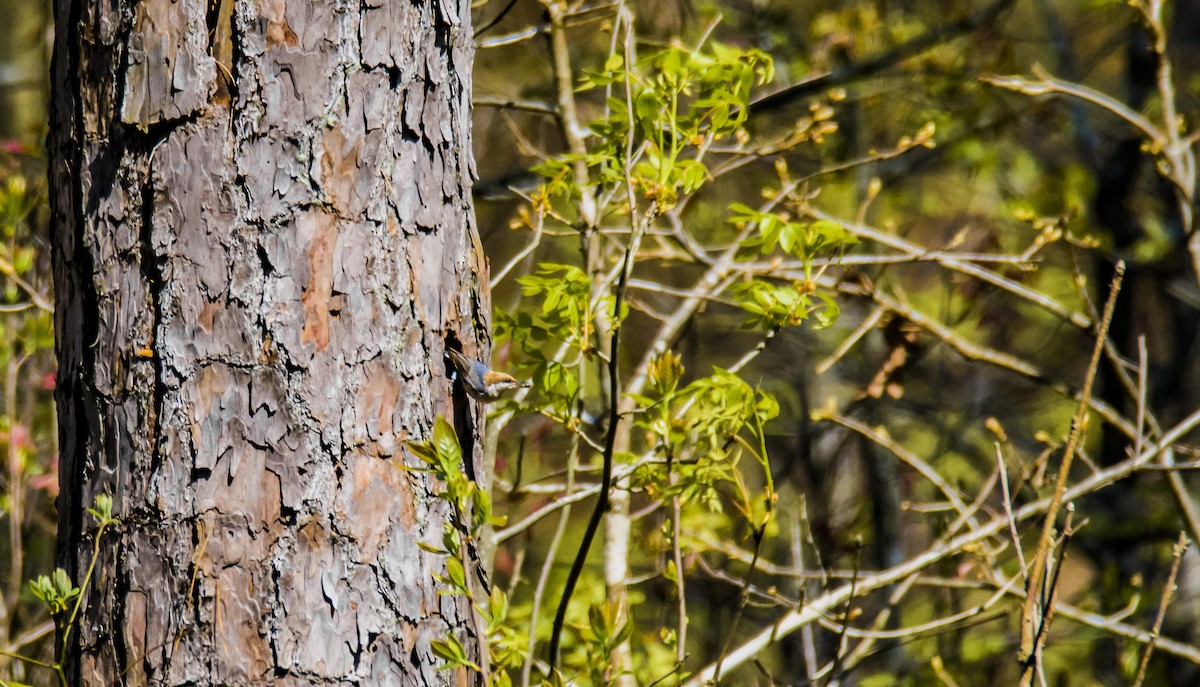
[0,0,56,680]
[472,1,1200,685]
[2,0,1200,685]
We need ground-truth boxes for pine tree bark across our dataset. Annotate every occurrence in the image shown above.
[48,0,486,684]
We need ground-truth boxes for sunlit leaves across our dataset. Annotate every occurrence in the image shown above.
[86,493,117,527]
[573,603,634,687]
[647,350,683,396]
[730,279,841,330]
[724,202,853,329]
[730,203,858,259]
[517,264,595,351]
[431,634,480,672]
[29,568,79,617]
[683,368,779,445]
[631,364,780,523]
[546,41,774,212]
[407,420,525,684]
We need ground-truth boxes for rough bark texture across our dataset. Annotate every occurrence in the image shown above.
[48,0,486,684]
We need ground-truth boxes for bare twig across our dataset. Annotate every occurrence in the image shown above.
[519,433,579,687]
[1017,263,1123,686]
[1132,532,1190,687]
[822,540,862,687]
[679,403,1200,686]
[826,412,976,526]
[805,206,1092,329]
[712,525,768,683]
[931,656,962,687]
[996,442,1028,578]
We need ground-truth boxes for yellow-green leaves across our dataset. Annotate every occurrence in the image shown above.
[725,203,852,330]
[409,418,523,684]
[430,634,480,672]
[632,365,780,521]
[516,264,596,351]
[732,279,841,330]
[29,569,79,617]
[546,41,774,213]
[731,203,857,259]
[648,349,683,396]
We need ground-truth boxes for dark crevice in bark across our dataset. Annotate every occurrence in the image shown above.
[206,0,239,104]
[279,498,297,525]
[280,354,305,378]
[227,6,244,107]
[54,0,99,680]
[370,562,406,621]
[269,556,286,678]
[399,112,420,143]
[340,68,352,119]
[432,14,452,61]
[110,2,135,138]
[111,534,132,682]
[204,0,220,51]
[256,233,274,273]
[355,0,366,71]
[137,156,166,485]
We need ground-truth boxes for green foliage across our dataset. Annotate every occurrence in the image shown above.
[732,204,857,260]
[484,24,858,685]
[538,41,772,214]
[575,604,633,687]
[515,264,603,355]
[407,420,524,686]
[27,570,78,618]
[11,494,117,686]
[0,146,60,685]
[729,279,840,330]
[632,363,780,526]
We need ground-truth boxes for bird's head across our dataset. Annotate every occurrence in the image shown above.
[484,370,533,395]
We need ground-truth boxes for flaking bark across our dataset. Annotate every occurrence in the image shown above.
[48,0,487,684]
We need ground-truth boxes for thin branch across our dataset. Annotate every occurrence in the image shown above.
[750,0,1016,115]
[679,403,1200,686]
[816,307,884,375]
[1017,264,1122,685]
[984,67,1163,146]
[473,0,521,39]
[854,286,1136,440]
[1131,532,1190,687]
[496,459,647,544]
[712,525,768,683]
[826,412,976,526]
[474,96,559,117]
[822,541,862,687]
[996,442,1027,578]
[805,206,1092,329]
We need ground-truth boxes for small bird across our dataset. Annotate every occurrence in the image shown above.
[445,348,531,402]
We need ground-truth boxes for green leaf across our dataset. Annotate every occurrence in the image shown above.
[432,417,462,468]
[446,557,468,594]
[814,292,841,329]
[418,541,447,554]
[431,635,479,670]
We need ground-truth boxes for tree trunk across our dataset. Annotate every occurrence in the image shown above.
[48,0,486,683]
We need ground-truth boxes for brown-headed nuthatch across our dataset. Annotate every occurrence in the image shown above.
[445,348,531,402]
